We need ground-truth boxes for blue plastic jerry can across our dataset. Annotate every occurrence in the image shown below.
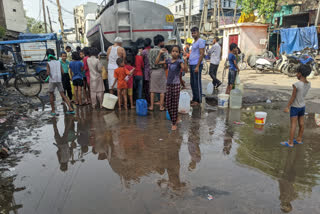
[166,110,171,120]
[136,99,148,116]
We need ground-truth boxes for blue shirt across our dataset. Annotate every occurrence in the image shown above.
[69,61,84,81]
[189,38,206,65]
[228,53,237,71]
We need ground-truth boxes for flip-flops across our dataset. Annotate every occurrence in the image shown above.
[66,110,75,115]
[280,141,294,148]
[293,139,304,145]
[50,112,57,116]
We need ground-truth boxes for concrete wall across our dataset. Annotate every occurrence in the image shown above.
[2,0,26,33]
[221,25,268,59]
[239,26,268,57]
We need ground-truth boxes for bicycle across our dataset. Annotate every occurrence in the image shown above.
[0,63,42,97]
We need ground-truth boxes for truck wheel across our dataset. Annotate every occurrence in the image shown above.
[39,71,48,82]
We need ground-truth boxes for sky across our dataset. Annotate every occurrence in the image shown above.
[23,0,174,32]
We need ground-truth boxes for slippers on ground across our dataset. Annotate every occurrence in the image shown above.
[66,110,75,115]
[293,139,304,145]
[280,141,294,148]
[50,112,57,116]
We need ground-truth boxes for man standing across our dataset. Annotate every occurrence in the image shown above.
[189,27,205,106]
[106,37,126,94]
[208,37,222,90]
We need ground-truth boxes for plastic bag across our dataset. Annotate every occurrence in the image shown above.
[206,82,214,95]
[235,74,241,85]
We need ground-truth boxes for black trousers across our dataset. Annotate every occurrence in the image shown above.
[62,73,72,100]
[209,63,221,87]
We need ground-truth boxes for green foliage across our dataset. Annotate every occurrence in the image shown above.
[237,0,279,19]
[26,16,46,34]
[0,26,6,38]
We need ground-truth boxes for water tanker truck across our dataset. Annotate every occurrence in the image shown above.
[86,0,181,50]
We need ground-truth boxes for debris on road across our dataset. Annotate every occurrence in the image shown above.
[266,99,272,103]
[0,147,9,158]
[207,194,214,200]
[233,121,245,125]
[0,118,7,123]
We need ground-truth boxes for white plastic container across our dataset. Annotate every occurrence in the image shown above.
[102,93,118,110]
[218,94,229,108]
[230,88,242,109]
[255,112,267,125]
[206,82,214,95]
[178,91,191,114]
[235,83,244,94]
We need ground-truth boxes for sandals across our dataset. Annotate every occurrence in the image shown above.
[280,141,294,148]
[66,110,75,115]
[293,139,303,145]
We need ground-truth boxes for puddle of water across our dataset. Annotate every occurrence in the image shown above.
[1,103,320,214]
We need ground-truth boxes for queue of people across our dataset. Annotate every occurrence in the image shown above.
[46,27,208,131]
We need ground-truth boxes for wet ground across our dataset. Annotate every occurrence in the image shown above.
[1,98,320,213]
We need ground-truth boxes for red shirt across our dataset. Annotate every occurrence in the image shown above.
[135,55,144,76]
[124,65,134,88]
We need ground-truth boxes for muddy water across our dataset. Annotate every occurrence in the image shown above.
[1,103,320,214]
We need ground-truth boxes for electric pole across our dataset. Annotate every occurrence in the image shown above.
[56,0,67,49]
[188,0,192,38]
[218,0,220,25]
[183,0,186,44]
[47,6,53,33]
[233,1,238,24]
[42,0,48,33]
[315,0,320,27]
[203,0,208,30]
[212,0,217,35]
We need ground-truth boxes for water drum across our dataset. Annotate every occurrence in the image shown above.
[218,94,229,108]
[102,93,118,110]
[255,112,267,125]
[136,99,148,116]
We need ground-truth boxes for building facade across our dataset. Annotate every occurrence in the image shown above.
[0,0,27,39]
[74,2,98,43]
[167,0,238,38]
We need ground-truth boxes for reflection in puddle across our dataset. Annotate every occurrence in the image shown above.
[1,104,320,213]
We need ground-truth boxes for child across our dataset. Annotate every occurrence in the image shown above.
[226,43,240,95]
[59,52,72,101]
[99,52,109,93]
[112,58,134,110]
[281,64,311,147]
[134,48,144,100]
[156,45,188,131]
[65,46,72,61]
[82,47,91,104]
[125,54,135,108]
[69,52,84,106]
[79,49,90,104]
[46,49,75,115]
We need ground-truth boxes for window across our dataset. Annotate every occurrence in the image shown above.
[176,6,178,12]
[228,0,231,7]
[13,9,16,12]
[223,0,227,7]
[179,5,181,11]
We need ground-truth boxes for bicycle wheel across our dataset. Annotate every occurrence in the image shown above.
[202,60,209,75]
[15,75,42,97]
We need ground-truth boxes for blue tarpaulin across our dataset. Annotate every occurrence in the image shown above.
[0,33,58,45]
[280,26,318,54]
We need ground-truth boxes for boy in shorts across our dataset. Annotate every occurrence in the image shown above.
[281,64,311,147]
[46,49,75,116]
[226,43,240,94]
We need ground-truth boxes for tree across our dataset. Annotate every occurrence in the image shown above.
[0,26,6,38]
[237,0,279,19]
[26,17,46,34]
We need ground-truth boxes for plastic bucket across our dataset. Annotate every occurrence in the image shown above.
[255,112,267,125]
[218,94,229,108]
[102,93,118,110]
[136,99,148,116]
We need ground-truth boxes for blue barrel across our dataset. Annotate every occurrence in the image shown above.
[136,99,148,116]
[166,110,171,120]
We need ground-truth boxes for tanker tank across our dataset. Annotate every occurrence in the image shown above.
[86,0,181,50]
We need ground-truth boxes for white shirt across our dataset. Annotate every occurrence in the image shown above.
[208,43,221,65]
[48,60,62,83]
